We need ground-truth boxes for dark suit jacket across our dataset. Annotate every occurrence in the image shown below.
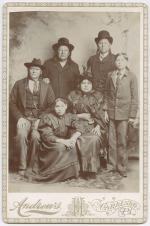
[10,78,55,123]
[87,52,116,93]
[104,69,138,120]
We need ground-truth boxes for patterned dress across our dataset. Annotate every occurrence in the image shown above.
[68,89,107,173]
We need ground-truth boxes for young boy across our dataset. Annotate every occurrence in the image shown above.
[104,53,138,177]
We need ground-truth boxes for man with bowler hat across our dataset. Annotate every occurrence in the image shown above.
[87,30,116,94]
[87,30,116,169]
[10,58,55,176]
[43,37,80,98]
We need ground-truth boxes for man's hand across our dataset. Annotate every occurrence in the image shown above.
[17,118,30,129]
[104,111,109,123]
[61,139,73,148]
[91,125,101,137]
[128,118,135,126]
[43,78,50,84]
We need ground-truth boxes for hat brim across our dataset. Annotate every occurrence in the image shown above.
[52,43,74,51]
[95,36,113,44]
[24,63,44,70]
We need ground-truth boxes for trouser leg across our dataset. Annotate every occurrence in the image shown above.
[116,120,128,173]
[15,121,31,170]
[28,130,40,169]
[108,119,117,170]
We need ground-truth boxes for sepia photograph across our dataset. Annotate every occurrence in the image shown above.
[2,2,148,223]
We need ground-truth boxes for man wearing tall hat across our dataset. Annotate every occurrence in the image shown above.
[87,30,116,94]
[10,58,55,176]
[43,37,80,98]
[87,31,116,169]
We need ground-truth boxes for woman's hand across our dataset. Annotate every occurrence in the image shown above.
[58,139,74,149]
[77,113,91,121]
[91,125,101,137]
[104,111,109,123]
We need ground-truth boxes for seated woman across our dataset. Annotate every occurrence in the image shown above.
[25,98,82,182]
[68,71,107,179]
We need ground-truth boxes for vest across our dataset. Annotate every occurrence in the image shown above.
[25,86,40,118]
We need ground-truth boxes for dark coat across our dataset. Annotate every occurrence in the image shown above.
[10,78,55,123]
[104,69,138,120]
[87,52,116,93]
[43,57,80,98]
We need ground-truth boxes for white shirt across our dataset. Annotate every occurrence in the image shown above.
[28,80,39,93]
[114,69,126,86]
[99,52,109,61]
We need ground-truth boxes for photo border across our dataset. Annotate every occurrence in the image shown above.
[2,2,148,223]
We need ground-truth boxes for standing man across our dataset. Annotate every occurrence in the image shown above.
[43,37,80,98]
[87,30,116,94]
[10,58,55,176]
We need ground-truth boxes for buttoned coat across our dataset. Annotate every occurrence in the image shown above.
[104,69,138,120]
[43,57,80,98]
[87,52,116,93]
[10,78,55,123]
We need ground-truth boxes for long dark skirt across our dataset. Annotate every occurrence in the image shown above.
[76,134,102,173]
[25,142,79,182]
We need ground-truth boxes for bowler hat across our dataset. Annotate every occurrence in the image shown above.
[24,58,44,70]
[52,37,74,51]
[95,30,113,44]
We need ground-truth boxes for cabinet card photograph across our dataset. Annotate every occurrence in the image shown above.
[2,2,148,224]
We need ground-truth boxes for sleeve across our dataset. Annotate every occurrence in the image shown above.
[39,85,55,118]
[42,61,51,79]
[129,74,138,118]
[9,81,24,123]
[73,63,80,89]
[90,95,106,129]
[38,114,58,143]
[103,75,110,111]
[70,114,83,134]
[87,56,92,70]
[67,91,78,113]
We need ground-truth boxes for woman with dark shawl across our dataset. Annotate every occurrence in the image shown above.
[68,72,107,179]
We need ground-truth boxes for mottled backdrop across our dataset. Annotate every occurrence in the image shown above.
[9,11,140,90]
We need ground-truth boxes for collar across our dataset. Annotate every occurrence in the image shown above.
[116,68,129,77]
[53,111,66,119]
[28,79,40,83]
[99,52,109,61]
[80,89,95,96]
[95,51,112,62]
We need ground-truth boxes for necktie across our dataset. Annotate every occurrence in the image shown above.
[116,72,121,90]
[33,81,38,94]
